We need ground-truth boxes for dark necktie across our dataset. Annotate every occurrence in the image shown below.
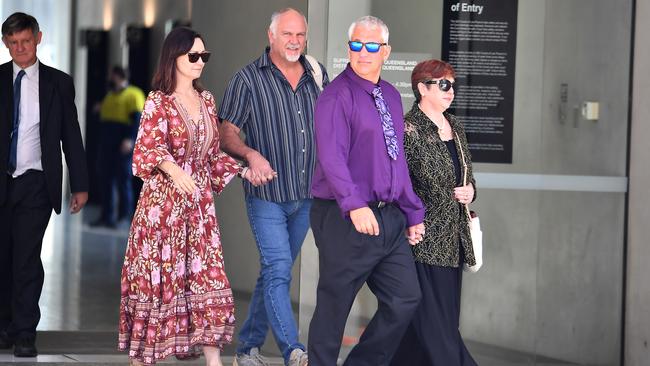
[372,85,399,160]
[8,69,26,174]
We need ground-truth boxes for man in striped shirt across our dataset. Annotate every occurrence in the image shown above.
[218,7,328,366]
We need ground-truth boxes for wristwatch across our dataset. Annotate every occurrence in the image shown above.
[237,165,249,178]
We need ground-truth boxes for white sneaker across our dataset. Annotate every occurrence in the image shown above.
[288,348,308,366]
[233,347,270,366]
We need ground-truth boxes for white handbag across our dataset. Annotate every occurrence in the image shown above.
[463,212,483,273]
[456,132,483,273]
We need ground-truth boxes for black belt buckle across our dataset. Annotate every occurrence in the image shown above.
[370,201,387,208]
[377,201,386,208]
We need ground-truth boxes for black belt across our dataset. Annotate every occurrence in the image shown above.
[314,198,392,209]
[368,201,391,208]
[7,169,42,180]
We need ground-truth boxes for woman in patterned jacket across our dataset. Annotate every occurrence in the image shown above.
[391,59,478,366]
[117,27,254,366]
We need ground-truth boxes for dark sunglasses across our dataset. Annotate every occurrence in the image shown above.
[348,41,387,53]
[187,51,211,63]
[423,79,455,92]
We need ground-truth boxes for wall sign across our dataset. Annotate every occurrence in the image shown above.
[442,0,518,163]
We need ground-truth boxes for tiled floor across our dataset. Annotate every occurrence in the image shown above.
[0,206,596,365]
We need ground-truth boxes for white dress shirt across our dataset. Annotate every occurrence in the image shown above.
[11,60,42,177]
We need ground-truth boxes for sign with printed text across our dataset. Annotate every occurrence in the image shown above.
[442,0,518,163]
[380,53,434,112]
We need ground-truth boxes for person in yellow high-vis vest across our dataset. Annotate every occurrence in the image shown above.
[92,66,145,228]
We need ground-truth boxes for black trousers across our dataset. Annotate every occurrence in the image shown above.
[0,170,52,339]
[308,199,421,366]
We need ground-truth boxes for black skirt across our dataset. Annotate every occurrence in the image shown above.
[390,259,478,366]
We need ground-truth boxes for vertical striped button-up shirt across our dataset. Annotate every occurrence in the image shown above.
[218,48,328,202]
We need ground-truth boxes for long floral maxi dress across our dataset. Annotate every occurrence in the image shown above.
[118,90,240,364]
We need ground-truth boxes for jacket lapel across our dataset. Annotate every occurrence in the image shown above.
[39,63,54,143]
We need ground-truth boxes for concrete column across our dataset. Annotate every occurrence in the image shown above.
[626,0,650,364]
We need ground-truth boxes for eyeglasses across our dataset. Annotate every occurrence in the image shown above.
[187,51,211,63]
[423,79,455,92]
[348,41,387,53]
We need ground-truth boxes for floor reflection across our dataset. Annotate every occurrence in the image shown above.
[39,210,125,331]
[26,204,284,363]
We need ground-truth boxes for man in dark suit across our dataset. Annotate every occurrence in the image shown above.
[0,12,89,357]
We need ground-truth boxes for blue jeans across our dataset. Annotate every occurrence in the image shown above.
[237,195,312,363]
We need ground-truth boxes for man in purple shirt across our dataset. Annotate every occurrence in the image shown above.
[308,15,426,366]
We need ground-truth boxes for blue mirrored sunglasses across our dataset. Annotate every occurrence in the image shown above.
[348,41,387,53]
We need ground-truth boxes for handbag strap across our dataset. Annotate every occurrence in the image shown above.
[304,55,323,91]
[455,131,472,222]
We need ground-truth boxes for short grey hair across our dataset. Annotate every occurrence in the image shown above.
[269,8,308,35]
[348,15,389,43]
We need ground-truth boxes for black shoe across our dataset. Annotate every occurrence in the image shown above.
[13,337,37,357]
[0,331,13,349]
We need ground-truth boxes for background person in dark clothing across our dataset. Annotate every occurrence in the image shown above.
[91,65,145,228]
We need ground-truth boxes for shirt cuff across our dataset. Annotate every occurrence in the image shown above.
[337,195,369,218]
[404,208,425,227]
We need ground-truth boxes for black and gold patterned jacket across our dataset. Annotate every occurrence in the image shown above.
[404,104,477,267]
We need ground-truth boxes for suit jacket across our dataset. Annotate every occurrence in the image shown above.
[0,61,88,214]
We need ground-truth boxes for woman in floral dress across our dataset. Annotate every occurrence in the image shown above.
[118,27,253,366]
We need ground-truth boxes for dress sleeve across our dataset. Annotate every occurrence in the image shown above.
[205,90,242,195]
[132,91,175,179]
[209,151,241,196]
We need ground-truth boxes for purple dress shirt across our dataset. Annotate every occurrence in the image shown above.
[311,64,425,226]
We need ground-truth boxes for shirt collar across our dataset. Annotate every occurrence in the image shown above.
[256,47,273,68]
[13,58,39,80]
[342,63,386,95]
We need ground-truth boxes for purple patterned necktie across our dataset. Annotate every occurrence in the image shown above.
[372,86,399,160]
